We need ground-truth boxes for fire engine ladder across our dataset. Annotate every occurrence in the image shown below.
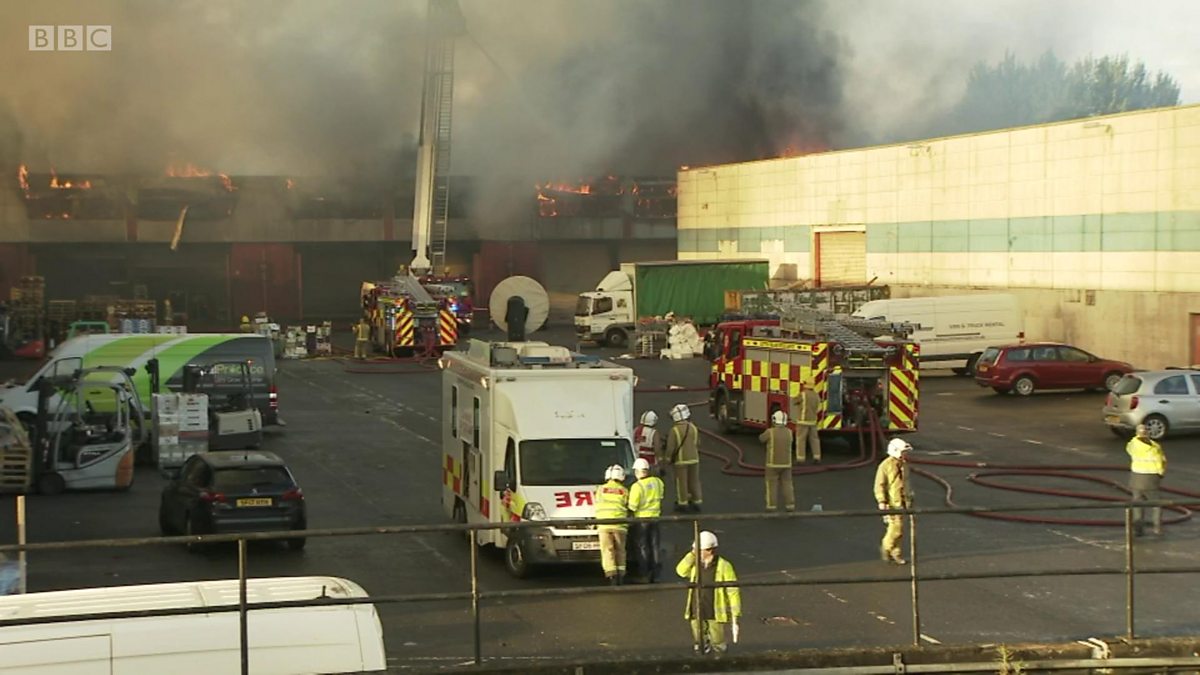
[425,5,459,275]
[778,305,912,356]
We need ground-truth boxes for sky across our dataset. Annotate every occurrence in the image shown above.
[2,0,1196,182]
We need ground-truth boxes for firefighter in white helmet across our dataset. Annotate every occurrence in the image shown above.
[666,403,702,512]
[874,438,914,565]
[627,457,665,582]
[676,530,741,654]
[759,409,797,512]
[633,410,662,468]
[594,464,630,585]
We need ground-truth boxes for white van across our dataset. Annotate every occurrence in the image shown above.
[852,294,1022,374]
[0,576,386,674]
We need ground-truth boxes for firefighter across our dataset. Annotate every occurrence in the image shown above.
[676,530,741,655]
[633,411,661,468]
[759,410,796,512]
[666,403,702,513]
[1126,423,1166,536]
[628,457,665,583]
[874,438,913,565]
[353,317,372,359]
[594,464,629,585]
[239,315,253,333]
[793,379,821,463]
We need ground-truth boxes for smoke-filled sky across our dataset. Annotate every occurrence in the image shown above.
[3,0,1197,180]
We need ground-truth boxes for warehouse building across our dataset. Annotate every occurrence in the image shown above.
[677,104,1200,368]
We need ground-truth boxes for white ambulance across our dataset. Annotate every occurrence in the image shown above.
[440,340,635,578]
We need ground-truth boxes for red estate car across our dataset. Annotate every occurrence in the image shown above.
[974,342,1134,396]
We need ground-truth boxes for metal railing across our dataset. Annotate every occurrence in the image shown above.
[0,500,1195,674]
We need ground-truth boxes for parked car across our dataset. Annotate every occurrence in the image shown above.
[1103,369,1200,440]
[159,451,307,551]
[974,342,1133,396]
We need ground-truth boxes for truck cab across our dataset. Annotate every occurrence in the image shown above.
[574,271,635,348]
[440,340,634,578]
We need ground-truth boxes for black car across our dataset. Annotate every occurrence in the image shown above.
[159,451,307,551]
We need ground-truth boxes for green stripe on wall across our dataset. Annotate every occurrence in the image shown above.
[861,210,1200,253]
[677,224,813,253]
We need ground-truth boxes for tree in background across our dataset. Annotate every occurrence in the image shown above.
[940,51,1180,135]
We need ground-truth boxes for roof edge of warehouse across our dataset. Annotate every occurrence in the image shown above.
[453,636,1200,675]
[678,102,1200,173]
[625,258,769,267]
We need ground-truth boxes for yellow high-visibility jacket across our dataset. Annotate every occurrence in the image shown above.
[628,476,665,518]
[593,480,628,531]
[676,551,741,622]
[1126,437,1165,476]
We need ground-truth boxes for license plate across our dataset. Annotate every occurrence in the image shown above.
[1105,415,1120,425]
[571,540,600,551]
[236,497,272,507]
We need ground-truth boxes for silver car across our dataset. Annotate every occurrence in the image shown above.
[1103,370,1200,440]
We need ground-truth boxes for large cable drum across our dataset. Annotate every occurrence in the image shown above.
[489,276,549,335]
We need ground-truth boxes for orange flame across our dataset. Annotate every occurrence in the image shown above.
[166,162,235,192]
[285,178,295,190]
[48,168,91,189]
[17,164,29,198]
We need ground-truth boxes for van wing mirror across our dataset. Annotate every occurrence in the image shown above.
[493,470,509,492]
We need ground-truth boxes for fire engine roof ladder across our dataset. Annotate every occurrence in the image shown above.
[410,0,464,276]
[777,304,913,356]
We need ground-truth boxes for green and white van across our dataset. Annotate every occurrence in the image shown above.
[0,333,279,427]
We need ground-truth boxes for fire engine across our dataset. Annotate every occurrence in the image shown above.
[419,274,474,334]
[361,272,458,357]
[708,306,919,438]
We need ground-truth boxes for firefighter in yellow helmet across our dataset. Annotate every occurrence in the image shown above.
[759,409,797,512]
[239,315,253,333]
[594,464,629,585]
[874,438,913,564]
[793,379,821,463]
[676,530,741,655]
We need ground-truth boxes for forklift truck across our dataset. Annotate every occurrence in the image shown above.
[31,367,145,495]
[181,361,263,451]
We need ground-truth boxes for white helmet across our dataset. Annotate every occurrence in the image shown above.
[670,403,691,422]
[632,458,651,473]
[640,410,658,427]
[887,438,912,459]
[605,464,626,482]
[698,531,718,550]
[771,410,788,426]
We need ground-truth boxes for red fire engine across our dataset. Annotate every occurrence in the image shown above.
[707,306,919,437]
[361,273,458,357]
[418,274,474,334]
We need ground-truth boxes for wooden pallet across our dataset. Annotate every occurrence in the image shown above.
[0,409,32,494]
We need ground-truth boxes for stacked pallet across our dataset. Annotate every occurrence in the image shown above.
[153,393,209,469]
[8,276,45,342]
[0,408,32,493]
[78,296,117,322]
[111,299,157,333]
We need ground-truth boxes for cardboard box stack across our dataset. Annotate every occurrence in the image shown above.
[153,393,209,469]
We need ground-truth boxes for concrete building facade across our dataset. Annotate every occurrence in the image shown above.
[677,105,1200,368]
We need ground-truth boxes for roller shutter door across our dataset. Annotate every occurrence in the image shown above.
[816,231,866,286]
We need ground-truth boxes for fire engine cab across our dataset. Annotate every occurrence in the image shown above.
[361,273,458,357]
[440,339,634,578]
[708,306,919,438]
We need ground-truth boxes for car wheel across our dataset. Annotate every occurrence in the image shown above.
[1013,376,1036,396]
[1103,372,1124,392]
[37,472,66,496]
[715,393,739,433]
[1143,415,1169,440]
[604,328,627,349]
[505,536,531,579]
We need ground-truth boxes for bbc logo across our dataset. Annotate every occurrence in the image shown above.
[28,25,112,52]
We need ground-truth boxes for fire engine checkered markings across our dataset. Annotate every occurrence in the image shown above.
[395,307,414,347]
[438,308,457,346]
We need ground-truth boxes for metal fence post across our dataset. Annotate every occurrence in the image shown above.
[470,529,481,666]
[1125,505,1135,641]
[908,511,921,647]
[16,495,26,594]
[692,518,704,655]
[239,538,249,675]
